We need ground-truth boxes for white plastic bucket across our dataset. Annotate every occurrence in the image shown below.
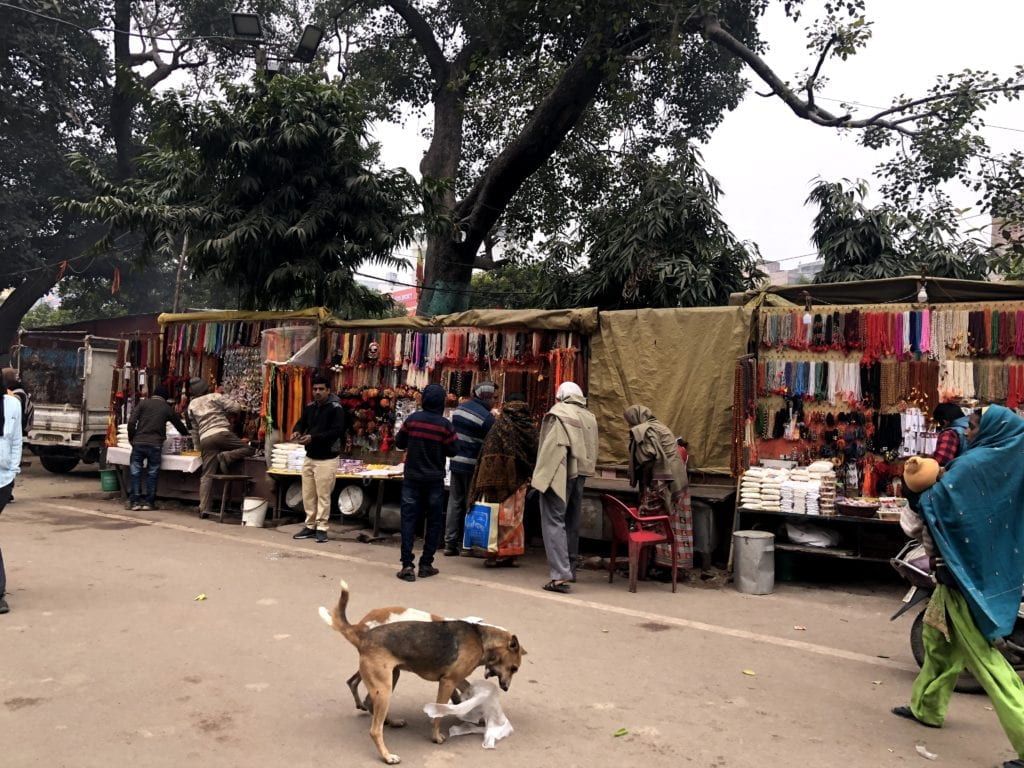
[241,497,268,528]
[733,530,775,595]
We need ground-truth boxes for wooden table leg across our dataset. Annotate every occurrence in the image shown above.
[372,479,386,538]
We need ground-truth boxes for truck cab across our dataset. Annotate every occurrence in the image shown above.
[15,331,124,474]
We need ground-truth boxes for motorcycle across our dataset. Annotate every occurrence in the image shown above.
[890,540,1024,693]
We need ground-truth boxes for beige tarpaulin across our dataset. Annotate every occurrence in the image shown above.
[731,276,1024,307]
[158,307,329,325]
[324,307,598,333]
[589,306,752,475]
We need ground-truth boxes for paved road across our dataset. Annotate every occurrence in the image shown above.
[1,463,1012,767]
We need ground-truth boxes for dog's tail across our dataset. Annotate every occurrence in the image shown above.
[318,579,361,647]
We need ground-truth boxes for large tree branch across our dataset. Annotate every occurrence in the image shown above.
[805,33,836,107]
[704,16,1024,137]
[451,21,666,259]
[381,0,448,86]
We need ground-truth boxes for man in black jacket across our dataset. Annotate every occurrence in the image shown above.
[290,376,345,544]
[127,385,189,511]
[394,384,457,581]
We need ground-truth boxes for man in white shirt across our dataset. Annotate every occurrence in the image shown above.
[0,385,24,614]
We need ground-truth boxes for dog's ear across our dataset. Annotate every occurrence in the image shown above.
[508,634,523,654]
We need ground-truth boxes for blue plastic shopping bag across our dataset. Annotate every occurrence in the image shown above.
[463,501,499,552]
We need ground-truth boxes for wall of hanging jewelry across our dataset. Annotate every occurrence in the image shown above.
[321,327,588,418]
[750,301,1024,488]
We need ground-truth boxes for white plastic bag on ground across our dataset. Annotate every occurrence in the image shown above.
[422,680,513,749]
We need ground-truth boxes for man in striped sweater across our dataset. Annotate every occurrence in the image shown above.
[394,384,458,582]
[443,381,497,556]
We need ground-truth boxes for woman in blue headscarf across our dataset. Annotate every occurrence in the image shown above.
[894,405,1024,768]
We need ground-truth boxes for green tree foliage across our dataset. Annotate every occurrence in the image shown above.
[809,179,990,283]
[331,1,1022,313]
[64,76,431,316]
[572,150,763,309]
[0,0,339,350]
[0,0,110,342]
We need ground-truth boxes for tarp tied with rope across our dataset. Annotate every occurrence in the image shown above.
[731,276,1024,308]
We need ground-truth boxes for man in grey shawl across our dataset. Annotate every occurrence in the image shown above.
[531,381,598,593]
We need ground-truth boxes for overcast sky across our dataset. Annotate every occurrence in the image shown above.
[372,0,1024,275]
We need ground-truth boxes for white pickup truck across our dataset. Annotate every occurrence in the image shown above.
[15,330,124,474]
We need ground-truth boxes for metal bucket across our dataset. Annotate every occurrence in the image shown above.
[733,530,775,595]
[241,497,268,528]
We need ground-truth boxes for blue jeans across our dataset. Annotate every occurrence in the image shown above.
[400,480,445,569]
[129,444,163,505]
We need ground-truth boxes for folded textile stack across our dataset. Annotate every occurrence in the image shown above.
[116,424,131,450]
[759,475,783,511]
[271,442,305,471]
[739,468,766,508]
[804,481,821,516]
[792,482,808,515]
[740,467,784,511]
[808,461,837,516]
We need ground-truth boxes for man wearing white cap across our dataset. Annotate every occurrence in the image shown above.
[444,381,496,555]
[531,382,598,593]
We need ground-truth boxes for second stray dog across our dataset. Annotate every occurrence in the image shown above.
[319,580,526,764]
[339,604,449,725]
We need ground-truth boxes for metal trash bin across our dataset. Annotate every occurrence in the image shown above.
[732,530,775,595]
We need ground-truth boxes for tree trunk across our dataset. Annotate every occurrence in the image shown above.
[415,26,650,314]
[0,266,60,363]
[417,84,466,315]
[111,0,136,179]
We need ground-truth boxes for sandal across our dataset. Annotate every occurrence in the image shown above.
[891,705,939,728]
[484,558,519,569]
[396,567,416,582]
[543,580,571,594]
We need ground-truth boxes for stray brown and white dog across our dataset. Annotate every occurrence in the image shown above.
[319,580,526,765]
[337,604,449,723]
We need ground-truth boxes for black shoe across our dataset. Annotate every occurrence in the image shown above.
[292,527,316,540]
[891,705,939,728]
[397,567,416,582]
[1003,761,1024,768]
[0,597,8,614]
[315,530,329,543]
[418,565,439,579]
[443,546,460,557]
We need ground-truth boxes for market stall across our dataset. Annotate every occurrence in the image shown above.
[727,276,1024,569]
[103,308,328,510]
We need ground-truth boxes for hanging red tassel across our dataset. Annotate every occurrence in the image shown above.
[56,259,70,281]
[111,267,121,294]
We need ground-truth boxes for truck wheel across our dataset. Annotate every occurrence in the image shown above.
[40,455,79,474]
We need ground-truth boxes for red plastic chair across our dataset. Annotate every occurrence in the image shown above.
[601,493,678,593]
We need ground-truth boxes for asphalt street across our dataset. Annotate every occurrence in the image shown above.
[0,462,1013,767]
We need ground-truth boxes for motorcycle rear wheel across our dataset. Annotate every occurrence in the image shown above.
[910,609,985,694]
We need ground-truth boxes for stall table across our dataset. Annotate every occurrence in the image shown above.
[734,506,906,563]
[105,447,270,509]
[267,468,404,535]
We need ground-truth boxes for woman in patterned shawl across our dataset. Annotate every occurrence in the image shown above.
[624,404,693,573]
[470,394,539,567]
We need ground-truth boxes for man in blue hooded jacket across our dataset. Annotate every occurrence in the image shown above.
[394,384,457,582]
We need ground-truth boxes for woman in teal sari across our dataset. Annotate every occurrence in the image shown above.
[894,405,1024,768]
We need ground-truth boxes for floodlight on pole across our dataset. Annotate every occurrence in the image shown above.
[230,12,263,39]
[293,24,324,63]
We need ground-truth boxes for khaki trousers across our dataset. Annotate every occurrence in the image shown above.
[302,457,337,531]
